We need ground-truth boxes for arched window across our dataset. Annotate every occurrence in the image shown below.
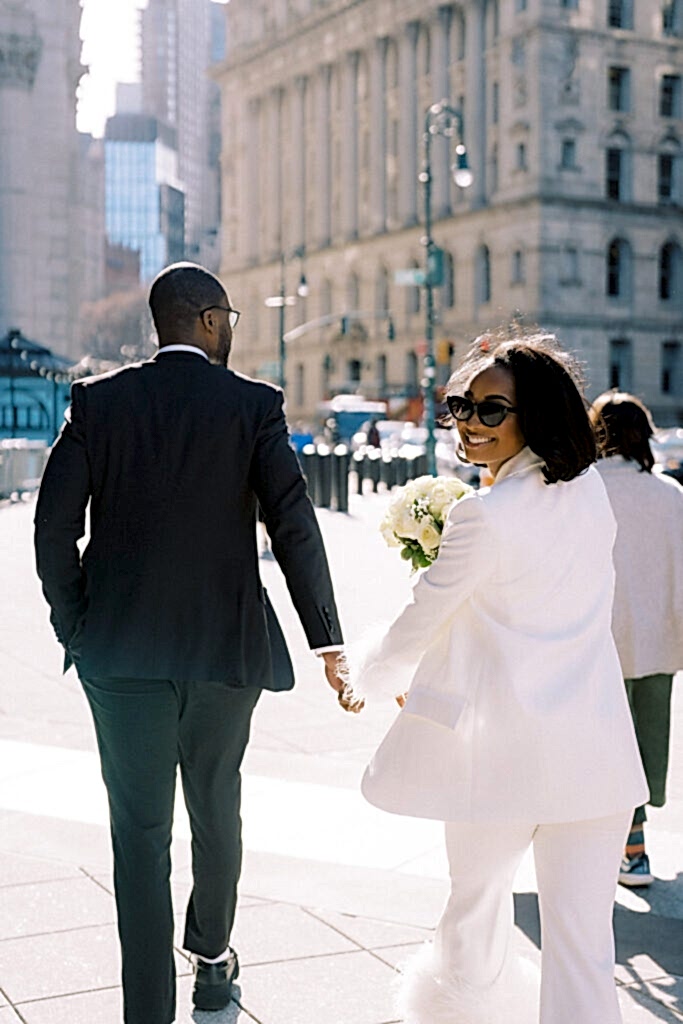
[405,260,421,316]
[605,132,631,201]
[442,252,455,308]
[376,265,390,314]
[606,238,631,298]
[406,350,419,394]
[476,245,491,304]
[658,138,682,204]
[347,272,360,313]
[659,240,683,300]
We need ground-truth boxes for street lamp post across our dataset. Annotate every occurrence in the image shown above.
[265,246,308,392]
[419,100,473,475]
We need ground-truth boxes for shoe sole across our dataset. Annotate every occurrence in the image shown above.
[618,873,654,887]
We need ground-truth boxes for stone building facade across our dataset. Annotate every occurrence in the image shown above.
[0,0,103,361]
[215,0,683,425]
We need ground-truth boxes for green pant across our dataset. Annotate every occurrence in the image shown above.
[625,674,673,827]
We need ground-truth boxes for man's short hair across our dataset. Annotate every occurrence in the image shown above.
[148,262,227,341]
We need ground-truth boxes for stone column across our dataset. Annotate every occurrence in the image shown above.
[465,0,487,207]
[245,96,261,264]
[398,21,419,227]
[432,6,453,220]
[290,76,307,251]
[315,64,332,248]
[0,14,43,334]
[369,36,387,234]
[341,51,359,240]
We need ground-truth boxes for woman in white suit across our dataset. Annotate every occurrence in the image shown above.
[352,334,647,1024]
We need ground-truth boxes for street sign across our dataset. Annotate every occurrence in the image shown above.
[395,268,426,287]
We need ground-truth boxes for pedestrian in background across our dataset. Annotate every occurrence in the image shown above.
[591,391,683,886]
[34,262,346,1024]
[348,333,647,1024]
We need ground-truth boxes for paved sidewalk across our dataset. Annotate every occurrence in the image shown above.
[0,492,681,1023]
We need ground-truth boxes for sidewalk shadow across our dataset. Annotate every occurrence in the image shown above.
[514,888,683,1019]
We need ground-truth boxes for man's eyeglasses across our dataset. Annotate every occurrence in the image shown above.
[200,305,241,330]
[446,395,518,428]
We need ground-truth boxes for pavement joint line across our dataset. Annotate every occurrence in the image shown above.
[301,905,426,957]
[0,920,118,943]
[231,994,265,1023]
[226,947,379,970]
[9,978,121,1003]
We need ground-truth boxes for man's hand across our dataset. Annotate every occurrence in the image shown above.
[322,651,364,714]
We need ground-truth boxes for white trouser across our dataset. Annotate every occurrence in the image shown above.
[400,811,632,1024]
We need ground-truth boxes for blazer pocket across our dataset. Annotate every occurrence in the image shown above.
[403,684,466,731]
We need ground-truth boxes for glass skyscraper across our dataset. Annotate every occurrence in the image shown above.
[104,114,185,283]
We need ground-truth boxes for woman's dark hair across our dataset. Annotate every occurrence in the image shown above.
[446,330,596,484]
[589,391,655,473]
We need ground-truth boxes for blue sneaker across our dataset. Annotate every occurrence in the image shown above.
[619,853,653,887]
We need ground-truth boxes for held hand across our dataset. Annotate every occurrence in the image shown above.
[322,651,364,714]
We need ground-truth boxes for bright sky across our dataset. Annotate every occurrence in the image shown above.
[77,0,228,137]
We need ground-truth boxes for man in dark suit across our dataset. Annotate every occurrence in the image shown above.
[34,262,346,1024]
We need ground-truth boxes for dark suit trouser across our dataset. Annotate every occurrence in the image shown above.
[81,676,261,1024]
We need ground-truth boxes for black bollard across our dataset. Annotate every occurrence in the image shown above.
[367,449,381,493]
[333,444,349,512]
[352,450,365,494]
[380,454,396,491]
[396,455,408,487]
[301,444,319,501]
[317,443,332,508]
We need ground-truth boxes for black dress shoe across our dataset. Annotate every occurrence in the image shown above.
[192,949,240,1011]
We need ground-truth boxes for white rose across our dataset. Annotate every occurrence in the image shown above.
[417,518,441,553]
[395,506,420,539]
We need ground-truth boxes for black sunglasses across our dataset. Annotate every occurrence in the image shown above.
[447,395,518,428]
[199,305,241,329]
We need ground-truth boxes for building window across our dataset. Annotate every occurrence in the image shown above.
[492,82,499,124]
[560,138,577,169]
[663,1,682,36]
[608,67,631,112]
[515,0,527,11]
[477,245,491,304]
[659,241,682,300]
[512,249,525,284]
[406,261,421,316]
[560,0,579,8]
[606,146,627,200]
[660,75,682,118]
[376,353,387,394]
[608,0,633,29]
[658,152,680,203]
[490,144,499,193]
[348,358,362,386]
[515,142,528,170]
[606,238,631,298]
[443,252,455,308]
[609,339,632,390]
[561,244,580,284]
[662,341,681,394]
[406,351,419,394]
[376,266,389,314]
[295,363,305,407]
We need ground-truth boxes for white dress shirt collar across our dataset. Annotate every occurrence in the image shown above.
[494,445,545,484]
[156,344,209,361]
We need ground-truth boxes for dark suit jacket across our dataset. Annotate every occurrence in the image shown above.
[34,350,343,688]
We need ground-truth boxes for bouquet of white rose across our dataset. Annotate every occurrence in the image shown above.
[380,475,472,572]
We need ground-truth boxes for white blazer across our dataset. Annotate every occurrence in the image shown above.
[358,447,648,824]
[596,457,683,679]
